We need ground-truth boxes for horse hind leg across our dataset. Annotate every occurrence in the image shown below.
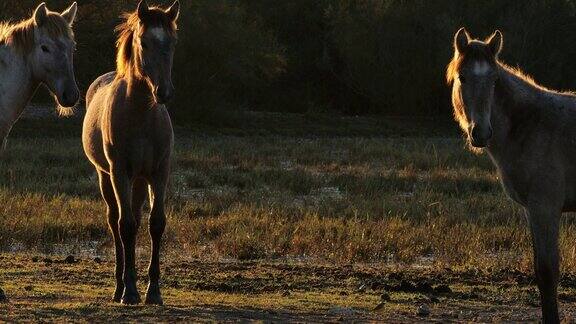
[98,170,123,302]
[526,206,561,324]
[145,168,168,305]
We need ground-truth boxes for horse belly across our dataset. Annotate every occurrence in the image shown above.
[127,138,166,177]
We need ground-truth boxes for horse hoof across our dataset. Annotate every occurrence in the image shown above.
[113,290,123,303]
[121,292,141,305]
[0,287,8,303]
[145,293,164,305]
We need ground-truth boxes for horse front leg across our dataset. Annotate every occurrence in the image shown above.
[98,171,123,302]
[526,206,560,324]
[145,166,168,305]
[111,169,141,305]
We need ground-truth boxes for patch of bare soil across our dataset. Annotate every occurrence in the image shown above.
[0,253,575,322]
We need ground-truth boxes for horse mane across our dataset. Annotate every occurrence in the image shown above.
[445,54,459,85]
[0,13,73,54]
[447,41,576,153]
[498,63,576,97]
[447,41,574,95]
[115,8,177,78]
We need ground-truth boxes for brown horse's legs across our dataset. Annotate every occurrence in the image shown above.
[527,208,560,324]
[132,178,148,231]
[111,171,141,305]
[98,171,123,302]
[145,169,168,305]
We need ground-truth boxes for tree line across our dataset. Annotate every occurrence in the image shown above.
[3,0,576,124]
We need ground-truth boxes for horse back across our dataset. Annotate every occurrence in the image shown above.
[86,71,116,108]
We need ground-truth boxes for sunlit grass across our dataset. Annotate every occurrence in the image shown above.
[1,119,576,273]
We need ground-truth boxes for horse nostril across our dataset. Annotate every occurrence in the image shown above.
[471,127,478,138]
[471,125,492,146]
[60,89,79,107]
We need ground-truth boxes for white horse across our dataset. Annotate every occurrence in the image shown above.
[447,28,576,323]
[0,2,79,150]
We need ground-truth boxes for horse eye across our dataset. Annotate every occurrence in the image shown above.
[41,45,50,53]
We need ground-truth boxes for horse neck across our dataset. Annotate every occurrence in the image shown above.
[486,65,546,160]
[120,55,155,110]
[0,46,40,138]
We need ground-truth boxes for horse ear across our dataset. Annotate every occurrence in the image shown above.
[34,2,48,27]
[454,27,470,54]
[487,30,503,57]
[166,0,180,22]
[61,2,78,26]
[137,0,150,20]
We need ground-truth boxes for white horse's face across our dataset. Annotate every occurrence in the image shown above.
[30,3,79,108]
[451,28,503,148]
[456,57,498,148]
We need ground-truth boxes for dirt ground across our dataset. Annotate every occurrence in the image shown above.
[0,253,575,322]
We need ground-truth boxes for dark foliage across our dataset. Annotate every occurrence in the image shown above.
[3,0,576,123]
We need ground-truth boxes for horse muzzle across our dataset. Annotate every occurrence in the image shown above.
[470,125,493,148]
[154,86,174,105]
[57,87,80,108]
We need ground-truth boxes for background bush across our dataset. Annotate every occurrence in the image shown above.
[2,0,576,123]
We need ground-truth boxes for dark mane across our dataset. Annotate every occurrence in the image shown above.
[115,7,177,77]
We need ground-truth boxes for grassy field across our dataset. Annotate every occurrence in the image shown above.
[1,114,576,321]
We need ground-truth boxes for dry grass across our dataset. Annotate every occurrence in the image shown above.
[2,118,576,273]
